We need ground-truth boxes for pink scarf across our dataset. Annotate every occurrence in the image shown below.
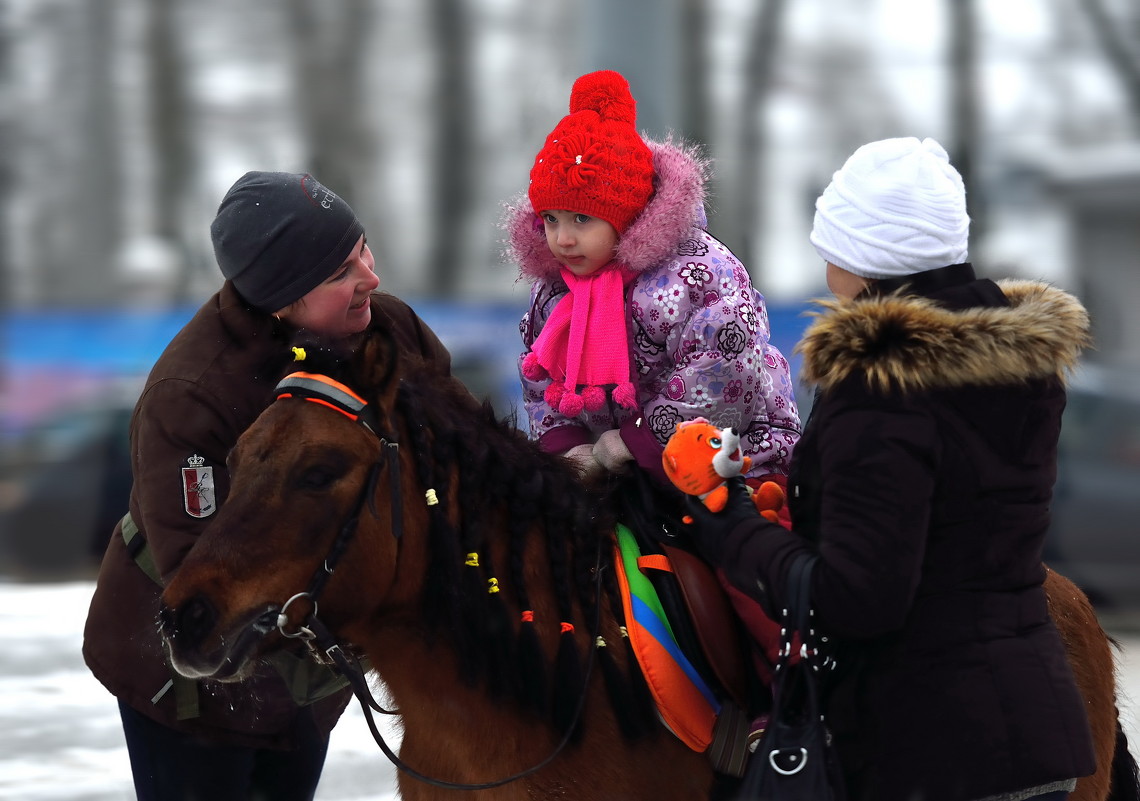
[523,264,638,417]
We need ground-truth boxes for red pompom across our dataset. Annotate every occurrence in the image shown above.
[612,381,638,410]
[545,382,566,408]
[581,385,607,412]
[559,391,585,418]
[522,352,548,381]
[568,70,637,124]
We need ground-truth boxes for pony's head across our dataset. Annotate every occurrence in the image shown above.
[158,329,408,681]
[158,327,624,728]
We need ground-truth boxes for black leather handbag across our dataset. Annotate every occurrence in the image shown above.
[736,552,846,801]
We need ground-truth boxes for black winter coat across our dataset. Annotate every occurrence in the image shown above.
[715,265,1096,801]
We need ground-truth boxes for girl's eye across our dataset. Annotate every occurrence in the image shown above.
[575,213,591,224]
[543,214,557,224]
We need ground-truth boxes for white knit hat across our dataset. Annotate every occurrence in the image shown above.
[810,137,970,280]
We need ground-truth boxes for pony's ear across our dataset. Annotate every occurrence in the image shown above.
[354,326,401,416]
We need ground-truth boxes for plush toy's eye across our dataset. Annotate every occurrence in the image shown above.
[709,437,722,450]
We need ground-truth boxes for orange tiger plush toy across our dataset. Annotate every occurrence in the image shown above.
[661,418,784,524]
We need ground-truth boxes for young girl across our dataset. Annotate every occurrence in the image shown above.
[504,70,800,486]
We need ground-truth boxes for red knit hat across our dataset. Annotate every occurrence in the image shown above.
[528,71,656,234]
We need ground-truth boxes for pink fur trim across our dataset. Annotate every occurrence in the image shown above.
[502,137,710,282]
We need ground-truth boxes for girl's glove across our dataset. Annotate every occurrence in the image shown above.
[563,443,604,479]
[593,429,634,473]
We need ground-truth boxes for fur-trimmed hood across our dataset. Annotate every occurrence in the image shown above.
[501,137,710,282]
[796,279,1092,394]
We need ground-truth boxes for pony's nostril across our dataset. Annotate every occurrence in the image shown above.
[168,596,217,648]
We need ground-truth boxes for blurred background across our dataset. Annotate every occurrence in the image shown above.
[1,0,1139,617]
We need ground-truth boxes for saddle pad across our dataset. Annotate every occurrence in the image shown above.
[613,523,719,752]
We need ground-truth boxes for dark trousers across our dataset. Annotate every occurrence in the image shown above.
[118,700,330,801]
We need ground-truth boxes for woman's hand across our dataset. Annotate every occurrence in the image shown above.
[683,477,761,564]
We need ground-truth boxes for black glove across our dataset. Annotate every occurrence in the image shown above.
[682,476,761,565]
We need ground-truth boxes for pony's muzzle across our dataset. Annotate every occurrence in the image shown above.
[159,595,218,651]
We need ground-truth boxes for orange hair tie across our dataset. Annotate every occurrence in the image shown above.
[520,610,535,623]
[560,622,574,634]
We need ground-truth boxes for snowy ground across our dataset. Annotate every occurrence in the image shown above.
[3,581,1139,801]
[0,581,399,801]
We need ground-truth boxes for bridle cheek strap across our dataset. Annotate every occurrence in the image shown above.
[272,371,406,643]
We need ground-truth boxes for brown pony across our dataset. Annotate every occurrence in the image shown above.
[159,329,1138,800]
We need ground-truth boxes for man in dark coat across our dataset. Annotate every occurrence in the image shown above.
[84,172,451,800]
[688,138,1095,801]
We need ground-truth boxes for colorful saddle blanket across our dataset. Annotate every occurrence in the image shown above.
[613,524,752,776]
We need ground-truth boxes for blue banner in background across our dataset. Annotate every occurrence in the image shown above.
[1,299,813,435]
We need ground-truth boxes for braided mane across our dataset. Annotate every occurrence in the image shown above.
[292,332,656,737]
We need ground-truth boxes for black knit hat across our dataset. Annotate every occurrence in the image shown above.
[210,171,365,313]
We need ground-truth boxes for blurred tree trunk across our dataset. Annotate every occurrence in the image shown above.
[147,0,195,303]
[680,0,711,149]
[948,0,985,241]
[1079,0,1140,125]
[43,0,122,306]
[0,8,11,319]
[732,0,786,261]
[427,0,473,297]
[284,0,374,208]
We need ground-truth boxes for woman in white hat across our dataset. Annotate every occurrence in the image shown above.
[686,138,1097,801]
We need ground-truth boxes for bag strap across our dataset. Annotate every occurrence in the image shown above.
[120,512,201,720]
[780,552,822,664]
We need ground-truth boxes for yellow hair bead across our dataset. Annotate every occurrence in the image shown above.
[487,577,500,594]
[619,625,629,639]
[465,552,479,567]
[425,488,439,506]
[291,346,307,362]
[595,636,607,648]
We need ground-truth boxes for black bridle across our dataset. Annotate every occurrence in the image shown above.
[268,369,606,792]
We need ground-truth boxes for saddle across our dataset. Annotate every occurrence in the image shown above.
[613,473,765,778]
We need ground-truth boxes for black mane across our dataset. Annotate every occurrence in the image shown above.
[287,329,656,738]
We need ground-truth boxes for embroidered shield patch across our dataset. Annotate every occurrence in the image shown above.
[182,454,216,519]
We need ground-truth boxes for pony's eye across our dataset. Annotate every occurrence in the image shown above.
[297,465,339,491]
[709,437,722,450]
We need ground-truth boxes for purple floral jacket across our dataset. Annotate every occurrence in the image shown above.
[504,138,801,483]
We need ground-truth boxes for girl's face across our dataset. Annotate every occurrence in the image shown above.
[541,210,619,277]
[277,235,379,338]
